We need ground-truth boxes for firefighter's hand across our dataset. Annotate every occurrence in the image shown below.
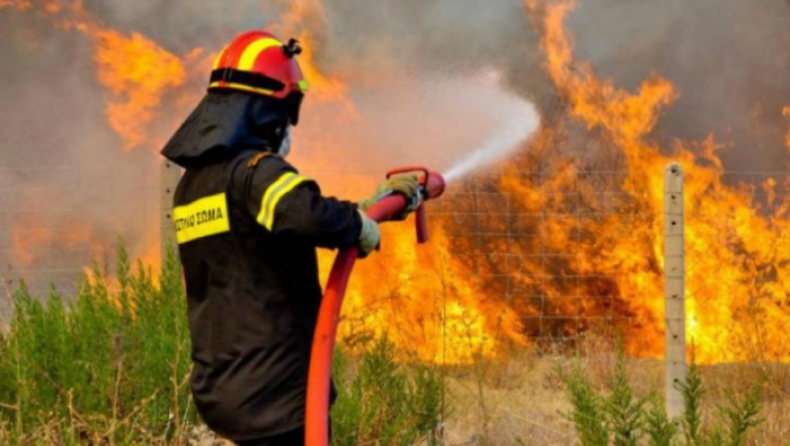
[357,210,381,258]
[358,176,421,218]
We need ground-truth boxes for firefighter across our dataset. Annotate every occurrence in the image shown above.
[161,31,420,446]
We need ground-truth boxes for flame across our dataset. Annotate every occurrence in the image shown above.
[7,0,790,366]
[11,0,201,151]
[514,0,790,363]
[93,30,191,151]
[4,0,514,364]
[2,1,204,287]
[10,217,108,270]
[0,0,30,11]
[330,222,527,365]
[270,0,351,105]
[262,0,501,361]
[292,60,527,363]
[784,106,790,152]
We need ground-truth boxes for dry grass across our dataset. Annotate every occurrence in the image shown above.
[440,342,790,446]
[4,346,788,445]
[83,339,790,446]
[3,251,788,445]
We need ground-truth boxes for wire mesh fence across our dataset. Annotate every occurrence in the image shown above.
[428,171,639,351]
[0,163,159,318]
[3,158,789,358]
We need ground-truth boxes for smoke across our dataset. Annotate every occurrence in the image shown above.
[230,0,790,177]
[0,11,154,297]
[1,0,788,297]
[563,0,790,172]
[319,0,790,172]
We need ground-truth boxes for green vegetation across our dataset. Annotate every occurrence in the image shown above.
[560,343,764,446]
[0,246,773,446]
[0,248,194,445]
[331,338,444,446]
[0,247,444,445]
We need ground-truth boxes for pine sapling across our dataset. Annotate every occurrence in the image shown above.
[720,380,764,446]
[644,393,678,446]
[559,360,608,446]
[605,340,646,446]
[678,357,704,446]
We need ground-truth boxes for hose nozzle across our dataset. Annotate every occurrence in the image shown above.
[386,167,446,201]
[422,170,446,200]
[385,167,446,243]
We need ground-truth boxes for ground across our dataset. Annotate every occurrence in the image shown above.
[195,344,790,446]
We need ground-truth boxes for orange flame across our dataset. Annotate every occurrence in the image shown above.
[784,106,790,152]
[10,217,108,270]
[331,222,527,364]
[290,26,529,363]
[518,0,790,363]
[0,0,31,11]
[93,30,191,151]
[5,0,516,364]
[2,1,205,285]
[14,0,202,151]
[269,0,351,105]
[8,0,790,366]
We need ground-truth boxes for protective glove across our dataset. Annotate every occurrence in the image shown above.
[357,210,381,258]
[357,175,421,219]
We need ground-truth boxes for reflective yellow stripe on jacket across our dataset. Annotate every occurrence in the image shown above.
[257,172,310,231]
[173,193,231,244]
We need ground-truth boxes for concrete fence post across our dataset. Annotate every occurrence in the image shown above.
[664,162,686,418]
[160,159,181,266]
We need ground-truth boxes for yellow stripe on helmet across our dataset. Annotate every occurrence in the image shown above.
[212,46,228,70]
[256,172,310,231]
[238,37,283,71]
[208,81,277,97]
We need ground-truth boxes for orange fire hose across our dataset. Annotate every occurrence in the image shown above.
[305,167,446,446]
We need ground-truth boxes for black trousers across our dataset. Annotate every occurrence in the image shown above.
[235,424,330,446]
[236,427,304,446]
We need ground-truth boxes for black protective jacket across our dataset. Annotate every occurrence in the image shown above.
[162,92,361,441]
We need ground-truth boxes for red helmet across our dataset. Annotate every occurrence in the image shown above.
[209,31,309,124]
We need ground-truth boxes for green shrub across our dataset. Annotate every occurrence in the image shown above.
[678,360,763,446]
[0,245,446,445]
[643,394,677,446]
[560,344,764,446]
[604,344,647,446]
[0,245,196,445]
[559,359,608,446]
[678,359,705,446]
[331,337,445,446]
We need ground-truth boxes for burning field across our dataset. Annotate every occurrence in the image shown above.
[2,0,790,368]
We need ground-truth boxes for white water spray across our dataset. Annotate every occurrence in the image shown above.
[443,98,540,184]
